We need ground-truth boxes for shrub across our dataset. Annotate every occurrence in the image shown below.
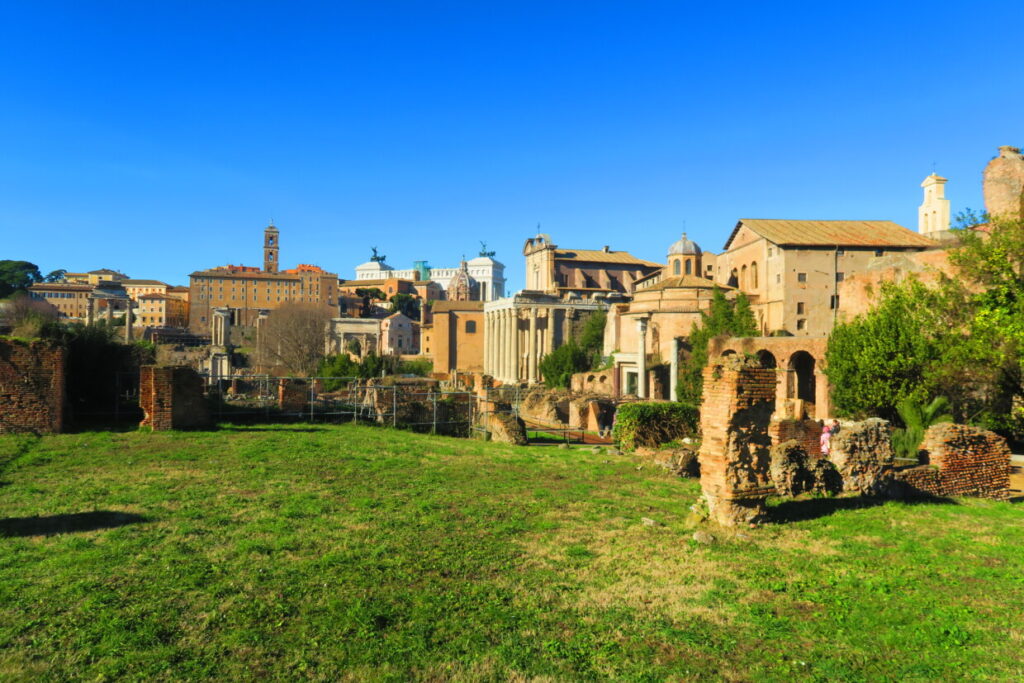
[539,342,588,388]
[613,402,698,451]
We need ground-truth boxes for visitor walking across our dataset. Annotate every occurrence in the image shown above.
[820,423,833,456]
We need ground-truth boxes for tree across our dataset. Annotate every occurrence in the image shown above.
[44,269,67,283]
[389,293,420,319]
[578,309,607,369]
[0,261,43,298]
[891,396,953,460]
[825,278,949,421]
[258,302,332,376]
[539,341,588,388]
[1,291,58,337]
[676,289,758,408]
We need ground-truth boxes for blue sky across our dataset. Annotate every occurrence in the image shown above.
[2,1,1023,290]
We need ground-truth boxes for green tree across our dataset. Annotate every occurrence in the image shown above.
[539,342,589,389]
[389,293,420,319]
[578,309,607,369]
[891,396,953,460]
[676,289,758,408]
[825,278,948,421]
[0,260,43,298]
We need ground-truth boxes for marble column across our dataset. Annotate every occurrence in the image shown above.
[124,303,133,342]
[544,308,555,357]
[106,301,114,325]
[500,309,510,382]
[527,307,538,384]
[510,308,519,383]
[670,337,680,401]
[86,297,95,326]
[637,317,648,399]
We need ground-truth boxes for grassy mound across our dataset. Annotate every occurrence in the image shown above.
[0,424,1022,679]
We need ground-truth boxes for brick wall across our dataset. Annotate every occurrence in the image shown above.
[278,379,309,413]
[896,423,1011,500]
[139,365,210,430]
[0,339,66,434]
[769,418,823,458]
[697,357,777,526]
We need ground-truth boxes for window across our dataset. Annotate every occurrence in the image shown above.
[466,320,477,333]
[768,247,773,257]
[750,262,758,288]
[796,319,806,330]
[673,260,680,275]
[836,272,845,282]
[685,260,692,276]
[776,273,781,284]
[837,249,845,256]
[830,295,840,309]
[797,272,807,283]
[874,249,884,257]
[797,302,805,315]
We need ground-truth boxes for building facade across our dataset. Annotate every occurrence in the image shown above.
[353,249,505,301]
[189,224,338,333]
[421,300,484,376]
[522,234,661,298]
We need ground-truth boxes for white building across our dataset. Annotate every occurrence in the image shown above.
[354,251,506,301]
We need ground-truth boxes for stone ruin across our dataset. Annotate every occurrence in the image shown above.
[472,374,528,446]
[697,356,1013,526]
[139,365,211,431]
[0,338,65,435]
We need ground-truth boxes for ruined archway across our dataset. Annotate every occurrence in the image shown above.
[756,349,777,369]
[788,351,816,404]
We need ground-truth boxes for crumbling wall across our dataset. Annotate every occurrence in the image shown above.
[568,397,615,432]
[0,339,65,434]
[896,423,1011,500]
[769,440,842,497]
[139,365,210,431]
[475,409,528,445]
[519,387,570,425]
[769,417,823,457]
[570,369,615,396]
[697,357,777,526]
[278,379,309,413]
[828,419,896,497]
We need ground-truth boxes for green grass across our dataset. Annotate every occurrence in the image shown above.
[1,424,1023,680]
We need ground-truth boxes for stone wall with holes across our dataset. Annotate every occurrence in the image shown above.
[697,355,777,526]
[0,339,66,434]
[139,365,210,431]
[896,423,1011,500]
[570,368,615,396]
[769,417,823,458]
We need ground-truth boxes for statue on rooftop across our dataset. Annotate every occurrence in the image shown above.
[479,241,496,258]
[370,247,386,263]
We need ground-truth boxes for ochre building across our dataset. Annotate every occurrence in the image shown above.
[189,224,337,333]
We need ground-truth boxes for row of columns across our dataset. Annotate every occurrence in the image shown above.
[484,306,562,384]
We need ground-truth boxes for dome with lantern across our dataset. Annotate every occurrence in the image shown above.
[667,232,701,256]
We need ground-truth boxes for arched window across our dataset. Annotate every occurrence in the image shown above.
[741,264,748,289]
[685,259,692,275]
[751,262,758,288]
[673,259,680,275]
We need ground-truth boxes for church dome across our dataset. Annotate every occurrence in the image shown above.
[667,232,701,256]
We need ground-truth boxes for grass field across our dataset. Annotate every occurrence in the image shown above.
[1,424,1023,680]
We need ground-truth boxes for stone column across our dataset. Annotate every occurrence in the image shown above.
[527,307,538,384]
[670,337,680,401]
[484,311,491,377]
[86,297,95,326]
[500,309,510,382]
[106,301,114,325]
[124,303,133,342]
[544,308,555,358]
[636,317,648,399]
[510,308,519,383]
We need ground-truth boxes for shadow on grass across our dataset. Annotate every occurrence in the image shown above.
[0,511,148,537]
[769,493,956,523]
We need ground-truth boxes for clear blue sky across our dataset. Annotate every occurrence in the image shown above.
[2,1,1022,291]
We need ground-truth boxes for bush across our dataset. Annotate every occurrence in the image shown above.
[613,402,698,451]
[539,342,588,388]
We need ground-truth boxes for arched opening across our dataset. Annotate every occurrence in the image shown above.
[788,351,816,404]
[685,259,693,275]
[756,349,777,369]
[741,264,748,289]
[673,259,680,275]
[751,262,758,288]
[721,349,737,357]
[728,269,738,288]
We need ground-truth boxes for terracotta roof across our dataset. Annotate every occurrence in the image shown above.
[726,219,937,250]
[138,293,173,300]
[430,300,484,312]
[29,283,92,291]
[643,276,734,292]
[121,279,168,286]
[190,270,301,280]
[553,249,660,267]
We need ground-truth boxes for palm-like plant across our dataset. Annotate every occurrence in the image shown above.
[891,396,953,461]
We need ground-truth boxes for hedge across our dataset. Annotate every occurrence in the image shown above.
[612,402,698,451]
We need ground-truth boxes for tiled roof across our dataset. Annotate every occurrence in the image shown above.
[643,276,734,292]
[190,269,301,280]
[121,279,168,286]
[726,219,937,249]
[430,300,484,312]
[554,249,660,267]
[138,293,173,300]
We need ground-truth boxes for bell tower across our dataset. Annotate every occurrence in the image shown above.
[263,223,279,273]
[918,174,950,237]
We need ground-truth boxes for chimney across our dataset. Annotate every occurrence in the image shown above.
[602,245,610,253]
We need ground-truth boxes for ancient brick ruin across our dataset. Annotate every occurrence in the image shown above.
[697,357,777,526]
[139,365,211,431]
[896,423,1011,500]
[0,339,66,435]
[278,379,309,413]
